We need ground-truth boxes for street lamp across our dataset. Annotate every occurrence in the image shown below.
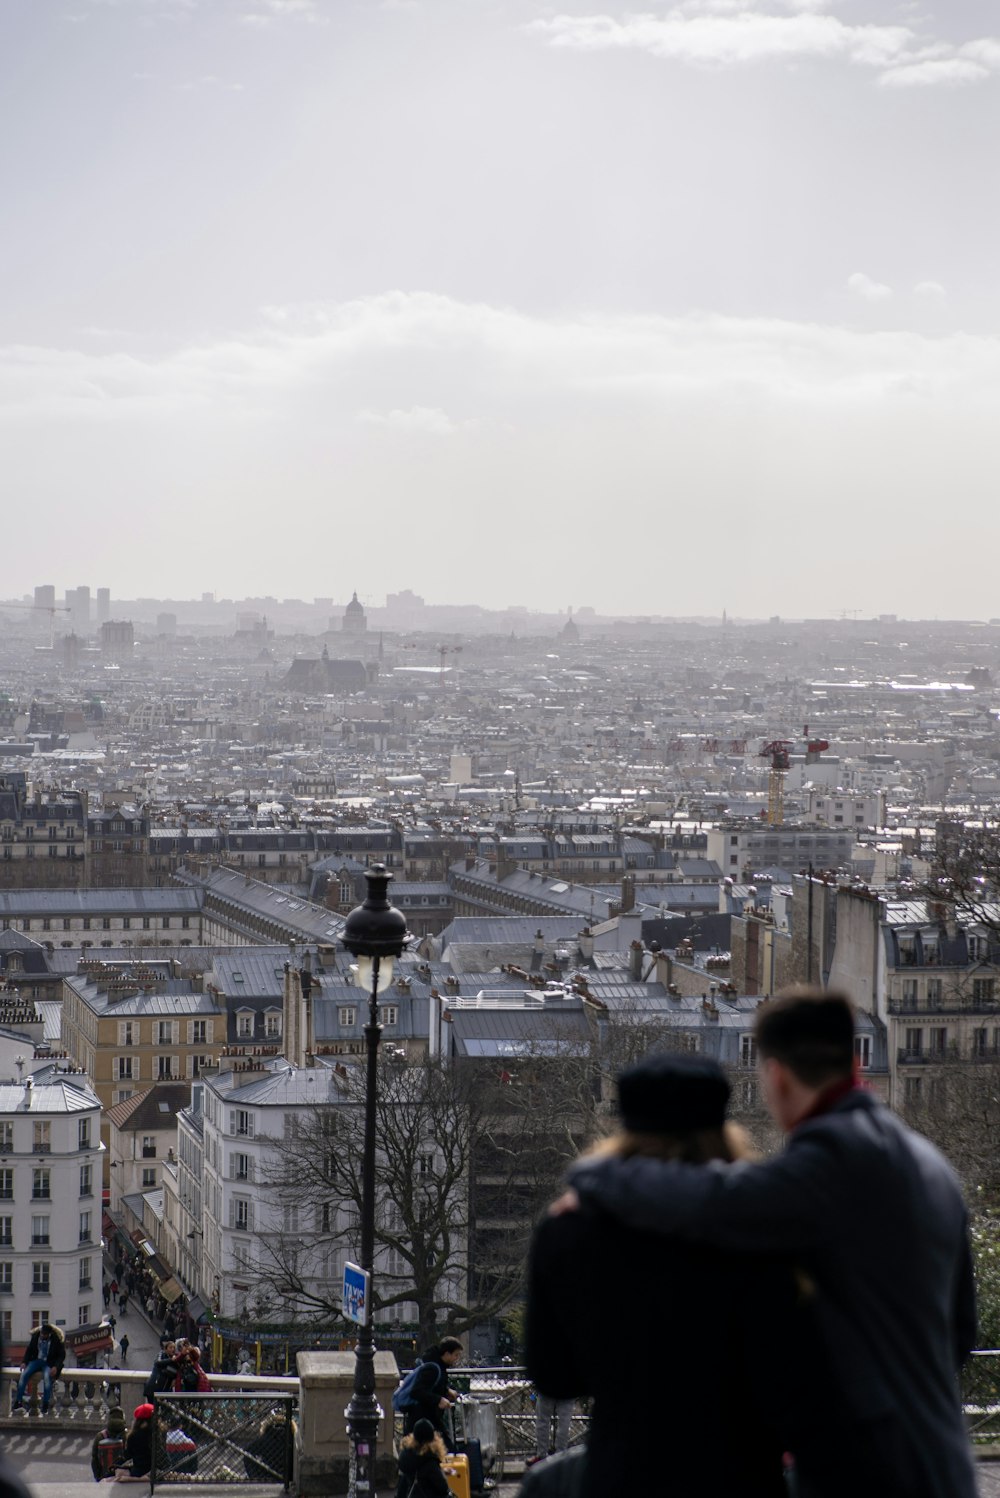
[342,864,410,1498]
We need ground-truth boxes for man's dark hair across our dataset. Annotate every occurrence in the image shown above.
[754,987,855,1087]
[438,1336,462,1357]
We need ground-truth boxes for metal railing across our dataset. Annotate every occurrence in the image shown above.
[963,1350,1000,1443]
[150,1389,295,1491]
[393,1366,589,1483]
[0,1366,298,1428]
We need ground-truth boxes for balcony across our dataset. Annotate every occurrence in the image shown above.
[896,1045,960,1065]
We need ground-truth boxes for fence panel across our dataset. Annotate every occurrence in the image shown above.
[150,1390,295,1491]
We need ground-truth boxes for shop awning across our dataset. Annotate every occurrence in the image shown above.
[187,1295,209,1323]
[159,1277,184,1304]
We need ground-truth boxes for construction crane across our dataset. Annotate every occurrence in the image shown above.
[759,740,792,826]
[0,601,72,649]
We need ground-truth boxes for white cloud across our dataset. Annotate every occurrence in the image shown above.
[914,280,946,300]
[528,12,914,70]
[356,405,465,436]
[847,272,892,303]
[879,57,989,87]
[528,8,1000,87]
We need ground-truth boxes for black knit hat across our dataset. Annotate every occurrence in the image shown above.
[617,1052,730,1134]
[413,1419,436,1445]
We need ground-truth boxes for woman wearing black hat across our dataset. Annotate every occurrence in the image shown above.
[396,1417,452,1498]
[525,1053,792,1498]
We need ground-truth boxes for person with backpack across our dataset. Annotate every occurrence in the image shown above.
[396,1418,451,1498]
[175,1345,211,1394]
[396,1339,463,1437]
[90,1406,127,1481]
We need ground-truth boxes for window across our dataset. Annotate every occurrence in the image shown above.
[157,1020,178,1045]
[904,1027,923,1057]
[901,979,918,1008]
[189,1020,208,1044]
[82,917,90,931]
[78,1304,91,1328]
[30,1309,50,1330]
[0,1218,10,1247]
[904,1076,922,1105]
[141,1168,156,1188]
[31,1216,50,1247]
[141,1135,156,1158]
[418,1153,433,1176]
[0,1170,12,1201]
[339,1007,357,1028]
[79,1256,92,1290]
[32,1262,50,1293]
[264,1013,281,1039]
[0,1123,12,1152]
[0,1263,11,1294]
[974,978,996,1005]
[157,1056,176,1081]
[231,1197,252,1231]
[233,1239,252,1271]
[231,1110,254,1138]
[79,1211,91,1244]
[853,1035,871,1069]
[116,1057,134,1081]
[236,1012,254,1039]
[78,1118,91,1150]
[163,917,170,930]
[740,1034,757,1068]
[32,1122,51,1154]
[232,1153,251,1182]
[79,1163,93,1197]
[182,916,190,929]
[380,1005,398,1027]
[102,918,111,930]
[927,978,942,1009]
[928,1027,948,1057]
[32,1170,50,1201]
[118,1021,133,1046]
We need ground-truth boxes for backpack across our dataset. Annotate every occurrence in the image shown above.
[392,1361,429,1413]
[180,1362,200,1392]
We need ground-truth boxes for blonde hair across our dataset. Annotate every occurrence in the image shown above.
[584,1119,754,1166]
[400,1431,448,1463]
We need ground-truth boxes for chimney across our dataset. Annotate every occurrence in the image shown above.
[621,874,636,914]
[655,950,672,988]
[577,929,594,963]
[534,930,545,955]
[628,940,643,981]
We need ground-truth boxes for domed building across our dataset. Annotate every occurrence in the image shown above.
[343,591,367,638]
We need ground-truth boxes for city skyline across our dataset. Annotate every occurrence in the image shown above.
[2,0,998,616]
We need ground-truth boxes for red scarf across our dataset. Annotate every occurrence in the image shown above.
[794,1071,860,1129]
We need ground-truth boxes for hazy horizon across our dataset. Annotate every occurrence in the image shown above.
[3,0,998,618]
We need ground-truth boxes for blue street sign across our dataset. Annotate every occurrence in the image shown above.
[343,1262,370,1326]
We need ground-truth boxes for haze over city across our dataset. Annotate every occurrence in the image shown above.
[3,0,999,617]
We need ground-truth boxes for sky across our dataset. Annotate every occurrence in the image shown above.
[2,0,999,620]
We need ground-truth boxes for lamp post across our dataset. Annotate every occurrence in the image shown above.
[342,864,409,1498]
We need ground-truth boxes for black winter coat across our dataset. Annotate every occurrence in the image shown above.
[570,1089,978,1498]
[527,1208,790,1498]
[402,1353,451,1435]
[396,1446,451,1498]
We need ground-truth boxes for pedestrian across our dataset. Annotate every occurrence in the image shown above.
[529,1055,788,1498]
[145,1341,177,1403]
[396,1418,451,1498]
[400,1338,463,1438]
[118,1291,128,1315]
[90,1405,127,1481]
[102,1282,111,1309]
[12,1322,66,1415]
[567,988,979,1498]
[530,1393,574,1463]
[109,1279,118,1299]
[113,1402,155,1481]
[145,1296,156,1317]
[118,1334,129,1365]
[107,1314,117,1335]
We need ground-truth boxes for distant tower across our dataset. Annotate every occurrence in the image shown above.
[96,588,111,625]
[34,585,55,611]
[343,591,367,637]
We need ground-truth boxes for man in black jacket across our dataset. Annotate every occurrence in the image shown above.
[12,1323,65,1414]
[567,988,978,1498]
[403,1338,463,1436]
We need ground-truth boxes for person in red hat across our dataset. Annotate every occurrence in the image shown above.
[113,1404,155,1481]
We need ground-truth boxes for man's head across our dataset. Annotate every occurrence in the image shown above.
[439,1336,463,1367]
[755,987,855,1132]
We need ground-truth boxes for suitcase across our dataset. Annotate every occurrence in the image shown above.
[444,1452,471,1498]
[456,1438,485,1492]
